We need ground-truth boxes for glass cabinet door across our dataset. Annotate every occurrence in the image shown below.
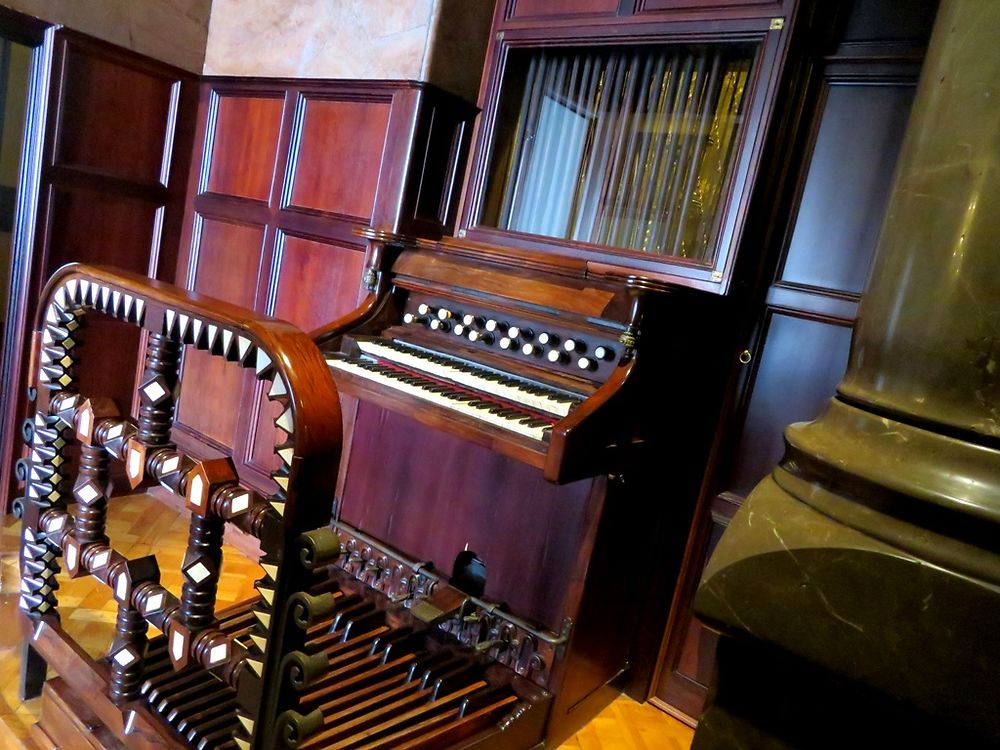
[480,43,756,262]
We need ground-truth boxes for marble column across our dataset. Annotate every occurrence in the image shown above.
[692,1,1000,747]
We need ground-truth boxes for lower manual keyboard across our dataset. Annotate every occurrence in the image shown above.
[326,355,559,442]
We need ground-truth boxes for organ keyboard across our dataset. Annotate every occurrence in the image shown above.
[315,236,647,484]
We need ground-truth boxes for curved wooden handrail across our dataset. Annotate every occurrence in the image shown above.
[22,263,347,749]
[36,263,342,480]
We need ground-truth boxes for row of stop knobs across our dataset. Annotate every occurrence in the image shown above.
[404,304,615,370]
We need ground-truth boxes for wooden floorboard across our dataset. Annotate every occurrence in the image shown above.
[0,492,694,749]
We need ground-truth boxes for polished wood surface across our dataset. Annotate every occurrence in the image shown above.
[175,216,266,447]
[0,28,198,513]
[287,97,390,219]
[340,405,599,629]
[53,45,177,186]
[205,94,285,202]
[174,79,475,491]
[0,496,692,750]
[463,0,798,294]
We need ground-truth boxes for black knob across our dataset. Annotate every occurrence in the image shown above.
[499,337,517,350]
[430,318,452,332]
[577,357,597,371]
[509,326,532,340]
[563,338,585,353]
[521,343,540,356]
[469,330,494,345]
[462,313,484,327]
[547,349,568,364]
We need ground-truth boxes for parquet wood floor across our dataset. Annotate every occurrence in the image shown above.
[0,492,694,749]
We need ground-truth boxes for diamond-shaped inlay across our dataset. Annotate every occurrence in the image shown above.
[161,455,180,474]
[229,491,250,515]
[143,591,165,615]
[115,573,129,601]
[65,543,78,570]
[208,642,229,666]
[140,377,170,405]
[171,629,186,662]
[92,550,111,570]
[185,560,211,584]
[106,423,124,440]
[113,646,138,667]
[126,439,146,488]
[188,472,206,510]
[75,480,102,505]
[76,405,93,440]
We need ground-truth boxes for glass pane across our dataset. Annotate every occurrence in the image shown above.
[479,42,757,261]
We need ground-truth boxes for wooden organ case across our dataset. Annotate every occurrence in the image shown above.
[14,1,821,747]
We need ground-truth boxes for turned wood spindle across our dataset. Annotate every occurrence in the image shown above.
[180,513,224,630]
[109,604,148,703]
[137,333,181,448]
[73,443,110,545]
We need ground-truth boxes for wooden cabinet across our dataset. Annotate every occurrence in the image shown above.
[459,0,797,294]
[0,27,198,512]
[649,0,938,723]
[171,79,476,489]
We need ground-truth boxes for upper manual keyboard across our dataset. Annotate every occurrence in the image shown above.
[326,338,586,441]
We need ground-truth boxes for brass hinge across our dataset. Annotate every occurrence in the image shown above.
[770,17,785,30]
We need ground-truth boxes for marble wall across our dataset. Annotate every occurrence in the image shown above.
[0,0,211,71]
[203,0,494,102]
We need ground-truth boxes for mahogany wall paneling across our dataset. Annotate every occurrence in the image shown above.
[174,214,267,448]
[506,0,622,21]
[1,28,197,512]
[53,47,175,185]
[636,0,785,15]
[779,82,915,293]
[173,78,477,488]
[203,91,285,203]
[339,403,600,630]
[459,4,798,294]
[244,231,366,474]
[649,6,931,721]
[282,93,392,221]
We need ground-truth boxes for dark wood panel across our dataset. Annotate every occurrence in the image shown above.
[175,216,265,446]
[285,96,390,219]
[1,28,198,513]
[652,496,736,722]
[271,234,365,335]
[53,40,177,186]
[204,93,284,201]
[509,0,620,20]
[247,233,365,471]
[781,83,914,294]
[636,0,783,12]
[730,312,852,497]
[46,186,159,272]
[339,404,597,630]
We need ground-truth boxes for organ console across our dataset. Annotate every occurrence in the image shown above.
[15,251,674,748]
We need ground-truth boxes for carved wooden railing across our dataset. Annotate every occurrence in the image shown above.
[17,264,343,750]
